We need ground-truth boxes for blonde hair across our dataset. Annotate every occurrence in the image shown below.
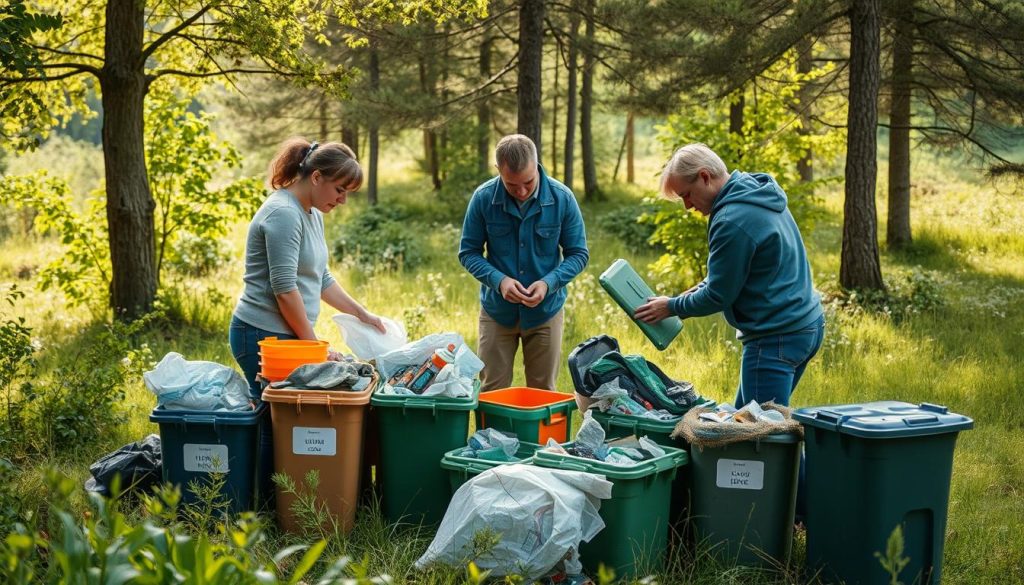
[659,143,728,200]
[268,137,362,190]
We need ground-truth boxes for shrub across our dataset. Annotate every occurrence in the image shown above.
[596,200,665,254]
[333,205,424,273]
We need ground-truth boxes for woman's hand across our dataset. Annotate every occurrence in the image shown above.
[359,309,387,334]
[634,296,673,324]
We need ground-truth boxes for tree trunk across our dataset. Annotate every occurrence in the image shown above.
[841,0,885,291]
[729,91,745,136]
[477,35,492,175]
[342,124,359,159]
[626,111,634,183]
[517,0,544,157]
[563,11,579,188]
[368,48,380,206]
[551,38,559,177]
[887,0,914,249]
[319,95,328,140]
[797,37,814,183]
[581,0,600,199]
[418,53,441,190]
[100,0,156,319]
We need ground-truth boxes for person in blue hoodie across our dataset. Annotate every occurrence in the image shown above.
[460,134,589,391]
[635,143,824,408]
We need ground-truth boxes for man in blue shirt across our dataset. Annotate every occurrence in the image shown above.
[459,135,589,391]
[635,143,824,408]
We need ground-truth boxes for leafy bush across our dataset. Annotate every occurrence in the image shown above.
[820,268,945,323]
[649,49,847,290]
[596,201,665,254]
[0,285,36,454]
[333,205,424,273]
[165,231,235,277]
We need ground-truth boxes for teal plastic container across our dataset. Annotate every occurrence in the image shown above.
[150,403,267,514]
[533,444,689,578]
[688,433,801,566]
[370,383,479,525]
[439,442,541,495]
[793,401,973,585]
[599,259,682,350]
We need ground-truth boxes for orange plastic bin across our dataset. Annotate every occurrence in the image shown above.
[261,376,375,534]
[476,387,578,444]
[258,337,329,382]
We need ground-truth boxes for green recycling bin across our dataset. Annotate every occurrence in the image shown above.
[793,401,973,585]
[371,382,479,525]
[688,432,801,566]
[439,442,541,495]
[533,443,688,578]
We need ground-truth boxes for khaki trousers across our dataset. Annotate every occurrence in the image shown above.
[478,309,564,392]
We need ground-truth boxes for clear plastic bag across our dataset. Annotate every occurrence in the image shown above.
[415,465,612,580]
[332,313,407,361]
[143,352,250,411]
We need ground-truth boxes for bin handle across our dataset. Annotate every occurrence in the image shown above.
[182,415,217,425]
[813,409,848,428]
[904,414,940,426]
[546,412,567,426]
[553,459,589,472]
[919,402,948,414]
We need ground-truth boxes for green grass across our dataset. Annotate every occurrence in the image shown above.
[1,151,1022,583]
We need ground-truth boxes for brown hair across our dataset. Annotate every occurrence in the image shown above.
[267,137,363,190]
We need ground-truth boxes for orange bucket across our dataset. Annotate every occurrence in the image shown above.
[476,387,578,444]
[258,337,329,382]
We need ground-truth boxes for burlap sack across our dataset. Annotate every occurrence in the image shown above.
[672,402,803,449]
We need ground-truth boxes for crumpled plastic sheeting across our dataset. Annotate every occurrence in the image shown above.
[84,434,162,496]
[144,352,251,411]
[415,465,612,580]
[587,378,679,421]
[376,333,484,398]
[269,360,375,391]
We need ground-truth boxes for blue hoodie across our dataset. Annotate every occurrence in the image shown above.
[669,171,822,341]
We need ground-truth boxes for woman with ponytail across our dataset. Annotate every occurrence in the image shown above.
[230,137,385,395]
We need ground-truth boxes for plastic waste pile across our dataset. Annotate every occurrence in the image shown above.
[144,352,251,411]
[543,411,666,466]
[454,428,520,462]
[698,401,787,424]
[376,333,484,398]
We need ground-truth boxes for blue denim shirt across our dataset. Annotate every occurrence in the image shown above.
[459,165,589,329]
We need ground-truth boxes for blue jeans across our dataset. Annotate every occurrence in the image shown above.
[734,314,826,408]
[228,315,296,510]
[734,314,825,522]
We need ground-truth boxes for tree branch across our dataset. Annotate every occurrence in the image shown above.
[141,4,216,61]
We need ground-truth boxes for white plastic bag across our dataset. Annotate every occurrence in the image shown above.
[376,333,484,398]
[415,465,612,580]
[144,352,251,411]
[332,313,407,361]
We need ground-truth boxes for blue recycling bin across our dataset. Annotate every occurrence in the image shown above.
[150,403,267,513]
[793,401,973,585]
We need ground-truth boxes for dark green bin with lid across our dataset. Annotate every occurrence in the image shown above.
[150,402,267,514]
[793,401,973,585]
[440,442,541,495]
[533,443,688,578]
[688,432,801,566]
[370,382,479,525]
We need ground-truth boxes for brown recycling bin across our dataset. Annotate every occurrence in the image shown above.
[262,376,375,534]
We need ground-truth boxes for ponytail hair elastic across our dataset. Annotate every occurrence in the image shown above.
[299,141,320,170]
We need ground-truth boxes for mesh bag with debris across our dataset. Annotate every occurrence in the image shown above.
[672,402,803,449]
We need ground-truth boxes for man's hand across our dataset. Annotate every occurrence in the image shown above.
[358,309,387,333]
[634,296,673,324]
[522,280,549,308]
[499,276,531,304]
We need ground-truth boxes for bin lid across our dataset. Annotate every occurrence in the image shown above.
[261,379,375,407]
[792,401,974,439]
[370,380,480,411]
[149,401,266,425]
[567,335,620,396]
[532,442,688,480]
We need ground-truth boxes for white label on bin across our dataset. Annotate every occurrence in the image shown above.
[293,427,336,456]
[716,459,764,490]
[183,444,229,473]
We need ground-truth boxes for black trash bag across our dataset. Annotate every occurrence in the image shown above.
[84,434,162,496]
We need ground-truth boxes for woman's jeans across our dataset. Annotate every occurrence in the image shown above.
[735,314,825,522]
[228,315,296,510]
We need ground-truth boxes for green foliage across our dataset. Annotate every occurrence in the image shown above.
[0,285,36,453]
[875,524,911,585]
[333,205,425,273]
[435,120,492,219]
[596,201,665,255]
[648,50,846,289]
[0,469,383,584]
[146,90,263,281]
[821,268,945,323]
[0,309,155,457]
[0,1,64,150]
